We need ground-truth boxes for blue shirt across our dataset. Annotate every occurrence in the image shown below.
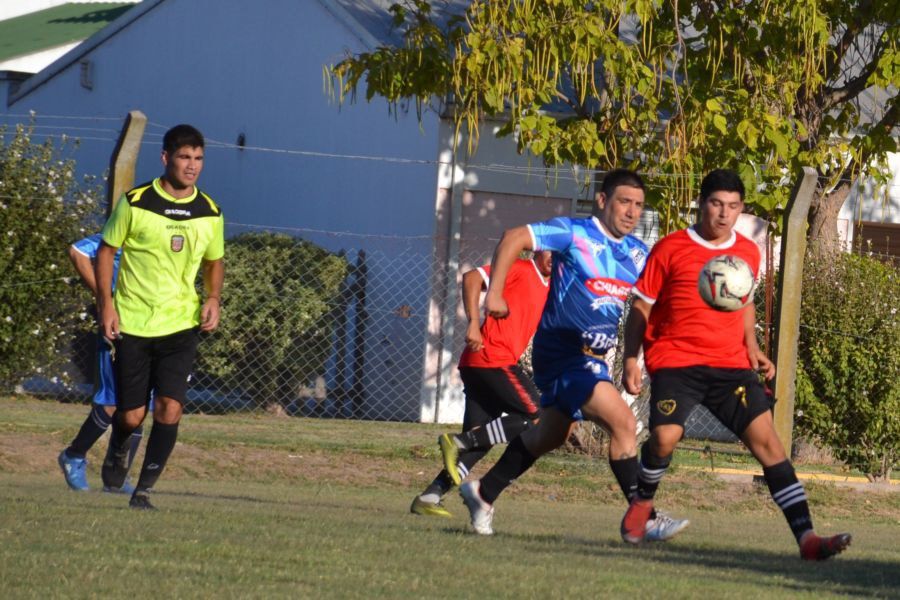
[528,216,648,356]
[71,234,121,293]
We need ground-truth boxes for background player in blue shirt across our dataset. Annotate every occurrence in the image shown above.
[458,169,687,541]
[57,234,147,492]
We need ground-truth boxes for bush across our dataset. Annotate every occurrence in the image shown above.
[194,232,350,408]
[795,251,899,481]
[0,123,102,390]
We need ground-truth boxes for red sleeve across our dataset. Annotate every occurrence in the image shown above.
[634,242,668,304]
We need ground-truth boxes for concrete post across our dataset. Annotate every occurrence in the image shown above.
[772,166,818,457]
[106,110,146,214]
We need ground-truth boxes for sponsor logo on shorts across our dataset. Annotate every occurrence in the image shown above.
[657,399,677,416]
[171,235,185,252]
[584,277,631,300]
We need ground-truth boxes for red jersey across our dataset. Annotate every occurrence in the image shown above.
[458,258,550,368]
[633,227,760,373]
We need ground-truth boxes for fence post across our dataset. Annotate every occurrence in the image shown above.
[106,110,146,214]
[772,166,818,457]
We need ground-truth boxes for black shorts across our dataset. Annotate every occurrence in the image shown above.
[113,328,199,410]
[648,366,773,436]
[458,365,540,430]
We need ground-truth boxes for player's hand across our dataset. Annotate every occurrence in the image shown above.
[465,322,484,352]
[484,292,509,319]
[623,358,643,395]
[748,347,775,380]
[200,297,220,332]
[100,304,119,341]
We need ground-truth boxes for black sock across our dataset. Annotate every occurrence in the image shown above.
[636,444,671,500]
[106,411,135,457]
[66,405,112,458]
[460,416,533,451]
[478,436,537,505]
[136,421,179,492]
[609,456,639,502]
[126,424,144,470]
[423,472,456,498]
[763,460,813,542]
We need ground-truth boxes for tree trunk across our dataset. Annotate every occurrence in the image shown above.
[807,182,851,255]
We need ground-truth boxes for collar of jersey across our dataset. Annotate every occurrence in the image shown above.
[591,216,625,242]
[528,258,550,286]
[687,224,736,249]
[152,177,198,204]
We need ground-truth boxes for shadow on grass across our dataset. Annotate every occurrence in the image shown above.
[491,529,897,597]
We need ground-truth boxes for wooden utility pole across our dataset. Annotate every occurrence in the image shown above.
[772,167,818,457]
[106,110,147,214]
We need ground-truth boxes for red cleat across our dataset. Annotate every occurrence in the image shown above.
[800,531,852,561]
[621,498,653,544]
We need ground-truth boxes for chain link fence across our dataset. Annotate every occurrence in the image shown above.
[7,218,753,445]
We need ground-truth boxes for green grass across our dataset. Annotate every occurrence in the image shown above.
[2,395,899,598]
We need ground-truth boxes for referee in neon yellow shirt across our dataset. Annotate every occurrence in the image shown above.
[96,124,224,510]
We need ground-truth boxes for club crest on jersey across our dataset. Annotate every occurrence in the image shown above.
[657,399,677,416]
[586,239,606,256]
[630,247,646,269]
[585,277,631,300]
[171,235,185,252]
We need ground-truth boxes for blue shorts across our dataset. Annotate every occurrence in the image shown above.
[533,352,613,421]
[92,337,154,409]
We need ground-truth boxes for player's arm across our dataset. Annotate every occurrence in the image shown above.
[462,267,488,352]
[485,226,532,319]
[68,245,98,296]
[200,258,224,332]
[743,304,775,380]
[96,242,119,340]
[622,297,652,395]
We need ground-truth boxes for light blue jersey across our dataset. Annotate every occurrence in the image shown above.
[527,216,647,419]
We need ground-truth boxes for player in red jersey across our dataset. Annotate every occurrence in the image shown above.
[619,169,851,560]
[410,251,552,518]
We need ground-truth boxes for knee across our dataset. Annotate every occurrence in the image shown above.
[118,409,145,430]
[650,429,681,457]
[154,397,183,424]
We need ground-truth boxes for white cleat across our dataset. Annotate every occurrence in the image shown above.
[459,480,494,535]
[644,511,690,542]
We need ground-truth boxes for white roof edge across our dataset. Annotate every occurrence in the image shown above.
[317,0,382,50]
[8,0,166,106]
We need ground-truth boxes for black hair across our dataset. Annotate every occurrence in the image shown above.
[599,168,645,198]
[163,124,204,154]
[700,168,745,202]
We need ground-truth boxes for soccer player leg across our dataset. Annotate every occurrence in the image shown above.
[131,329,196,508]
[731,383,851,560]
[103,334,151,490]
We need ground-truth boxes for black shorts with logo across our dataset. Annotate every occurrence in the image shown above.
[648,366,773,436]
[113,328,199,410]
[459,365,540,430]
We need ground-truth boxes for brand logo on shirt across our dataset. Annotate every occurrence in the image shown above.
[584,277,631,300]
[165,208,192,217]
[171,235,185,252]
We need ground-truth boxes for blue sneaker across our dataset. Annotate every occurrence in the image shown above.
[103,479,136,495]
[58,450,89,491]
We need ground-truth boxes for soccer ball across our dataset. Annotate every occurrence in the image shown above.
[697,255,756,312]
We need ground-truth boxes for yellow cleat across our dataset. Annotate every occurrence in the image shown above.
[410,495,452,518]
[439,433,462,486]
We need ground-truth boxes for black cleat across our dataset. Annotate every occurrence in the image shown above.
[129,490,156,511]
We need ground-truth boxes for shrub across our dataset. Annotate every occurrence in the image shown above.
[194,232,350,408]
[795,251,899,481]
[0,123,102,390]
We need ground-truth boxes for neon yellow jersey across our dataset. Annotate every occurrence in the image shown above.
[101,178,224,337]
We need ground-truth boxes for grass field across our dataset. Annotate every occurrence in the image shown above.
[2,395,899,598]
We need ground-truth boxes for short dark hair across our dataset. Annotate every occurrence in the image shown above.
[599,168,645,198]
[163,124,204,154]
[700,168,745,202]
